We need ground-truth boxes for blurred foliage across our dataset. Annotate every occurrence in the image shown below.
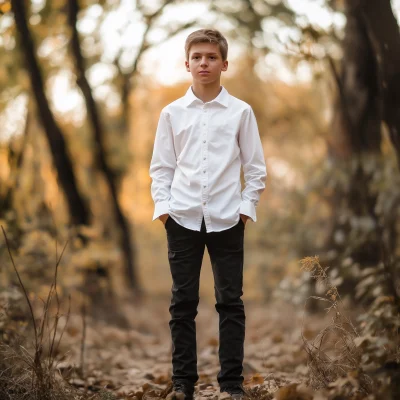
[0,0,399,331]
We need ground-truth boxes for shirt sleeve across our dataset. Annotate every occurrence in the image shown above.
[238,106,267,222]
[149,110,177,221]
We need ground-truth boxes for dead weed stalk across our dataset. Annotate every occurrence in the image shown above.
[299,256,372,395]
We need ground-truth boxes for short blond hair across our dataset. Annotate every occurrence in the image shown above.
[185,29,228,61]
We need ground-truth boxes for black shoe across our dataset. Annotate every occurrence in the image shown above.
[220,384,246,400]
[166,382,194,400]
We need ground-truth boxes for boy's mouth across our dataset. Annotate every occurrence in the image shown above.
[199,71,210,74]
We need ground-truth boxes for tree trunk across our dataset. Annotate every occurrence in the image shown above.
[322,1,383,298]
[360,0,400,168]
[67,0,139,292]
[10,0,89,227]
[325,0,400,306]
[358,0,400,312]
[329,4,381,160]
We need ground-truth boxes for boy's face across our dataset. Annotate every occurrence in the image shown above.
[185,42,228,85]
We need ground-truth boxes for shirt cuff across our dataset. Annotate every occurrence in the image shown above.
[239,200,257,222]
[153,201,169,221]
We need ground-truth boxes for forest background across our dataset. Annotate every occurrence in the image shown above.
[2,0,400,399]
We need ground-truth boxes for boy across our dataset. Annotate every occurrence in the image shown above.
[149,29,267,400]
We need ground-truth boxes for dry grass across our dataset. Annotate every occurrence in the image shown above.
[0,226,104,400]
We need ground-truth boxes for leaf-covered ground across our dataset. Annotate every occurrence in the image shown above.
[57,297,322,399]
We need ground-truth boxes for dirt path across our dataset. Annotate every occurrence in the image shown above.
[57,297,318,399]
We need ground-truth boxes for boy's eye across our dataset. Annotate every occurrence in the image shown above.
[192,56,217,60]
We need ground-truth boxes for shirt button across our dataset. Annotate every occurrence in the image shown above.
[203,140,206,143]
[203,157,206,160]
[203,202,206,205]
[203,170,206,173]
[203,185,206,188]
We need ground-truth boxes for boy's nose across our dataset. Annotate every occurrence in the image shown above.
[200,57,208,66]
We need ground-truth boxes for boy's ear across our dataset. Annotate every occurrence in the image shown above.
[221,60,228,72]
[185,60,190,71]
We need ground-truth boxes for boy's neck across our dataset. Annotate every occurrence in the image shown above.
[191,81,222,103]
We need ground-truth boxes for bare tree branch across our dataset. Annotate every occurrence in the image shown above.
[68,0,140,291]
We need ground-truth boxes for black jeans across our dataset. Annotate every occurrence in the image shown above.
[165,216,245,390]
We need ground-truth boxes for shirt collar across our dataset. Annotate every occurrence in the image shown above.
[183,86,229,108]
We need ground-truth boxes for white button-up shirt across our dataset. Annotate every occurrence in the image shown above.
[149,86,267,232]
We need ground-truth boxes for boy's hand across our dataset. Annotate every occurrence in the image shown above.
[240,214,249,225]
[159,214,170,225]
